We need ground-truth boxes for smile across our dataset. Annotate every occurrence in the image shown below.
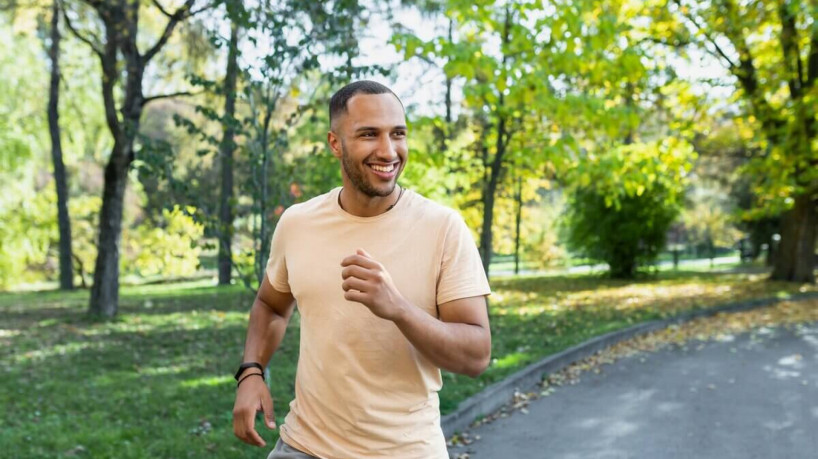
[369,164,395,173]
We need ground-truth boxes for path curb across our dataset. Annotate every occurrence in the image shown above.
[441,290,818,438]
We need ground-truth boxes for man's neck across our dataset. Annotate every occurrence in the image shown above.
[338,184,402,218]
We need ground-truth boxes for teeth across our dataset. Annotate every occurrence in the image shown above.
[371,164,395,172]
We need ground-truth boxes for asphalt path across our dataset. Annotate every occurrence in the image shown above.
[449,322,818,459]
[490,256,747,278]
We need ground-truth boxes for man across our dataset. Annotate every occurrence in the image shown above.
[232,80,491,459]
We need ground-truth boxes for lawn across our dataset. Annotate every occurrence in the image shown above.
[1,271,815,458]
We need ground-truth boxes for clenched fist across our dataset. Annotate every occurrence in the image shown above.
[340,248,408,322]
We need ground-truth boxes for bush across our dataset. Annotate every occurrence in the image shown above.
[564,185,680,278]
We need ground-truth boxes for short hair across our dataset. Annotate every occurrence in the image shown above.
[329,80,404,127]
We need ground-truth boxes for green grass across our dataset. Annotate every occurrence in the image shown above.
[1,271,815,458]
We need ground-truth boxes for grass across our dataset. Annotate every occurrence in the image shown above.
[1,270,815,458]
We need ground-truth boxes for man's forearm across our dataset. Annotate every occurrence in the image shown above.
[242,299,291,366]
[392,299,490,377]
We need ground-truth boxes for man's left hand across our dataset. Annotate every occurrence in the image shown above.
[340,248,406,321]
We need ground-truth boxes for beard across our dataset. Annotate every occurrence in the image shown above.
[340,143,397,198]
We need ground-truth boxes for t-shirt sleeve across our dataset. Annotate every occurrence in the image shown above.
[265,212,291,293]
[436,212,492,305]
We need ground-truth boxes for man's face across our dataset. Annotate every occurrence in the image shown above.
[328,93,408,197]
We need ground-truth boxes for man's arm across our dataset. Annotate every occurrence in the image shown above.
[232,275,296,447]
[341,249,491,378]
[393,295,490,377]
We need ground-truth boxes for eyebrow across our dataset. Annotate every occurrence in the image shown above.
[354,125,408,133]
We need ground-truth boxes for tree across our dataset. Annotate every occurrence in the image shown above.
[168,0,374,289]
[46,0,73,290]
[61,0,210,317]
[682,193,743,266]
[563,139,694,278]
[216,2,242,286]
[565,185,679,278]
[647,0,818,282]
[42,0,74,290]
[395,1,554,275]
[395,0,678,276]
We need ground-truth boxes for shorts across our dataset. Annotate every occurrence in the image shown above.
[266,438,320,459]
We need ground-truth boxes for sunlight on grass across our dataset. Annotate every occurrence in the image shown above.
[139,364,192,377]
[79,310,248,337]
[16,341,101,364]
[181,375,233,389]
[0,328,20,338]
[491,274,817,320]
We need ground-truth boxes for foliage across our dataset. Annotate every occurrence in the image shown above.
[2,0,812,292]
[0,184,205,288]
[643,0,818,282]
[519,191,567,269]
[160,1,379,289]
[67,194,102,287]
[0,187,57,288]
[126,206,204,278]
[562,139,695,277]
[393,0,696,274]
[564,185,679,278]
[682,189,745,257]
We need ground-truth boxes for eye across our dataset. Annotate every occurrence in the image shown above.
[392,131,407,138]
[360,131,376,138]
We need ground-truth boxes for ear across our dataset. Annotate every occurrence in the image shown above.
[327,130,342,159]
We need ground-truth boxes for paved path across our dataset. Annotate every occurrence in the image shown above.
[449,323,818,459]
[491,256,748,277]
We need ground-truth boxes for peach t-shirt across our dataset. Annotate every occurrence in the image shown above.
[266,187,491,459]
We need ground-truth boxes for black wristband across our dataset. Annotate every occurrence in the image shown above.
[237,372,263,388]
[234,362,264,381]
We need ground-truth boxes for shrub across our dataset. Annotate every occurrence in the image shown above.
[564,185,680,278]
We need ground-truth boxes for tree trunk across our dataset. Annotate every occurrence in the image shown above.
[708,237,714,268]
[75,0,193,317]
[218,20,240,286]
[514,174,522,275]
[770,193,817,283]
[479,190,495,276]
[89,146,130,317]
[48,0,73,290]
[479,117,506,276]
[479,7,512,276]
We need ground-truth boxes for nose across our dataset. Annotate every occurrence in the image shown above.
[375,133,398,161]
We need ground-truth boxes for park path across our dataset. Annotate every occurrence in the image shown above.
[490,255,753,277]
[448,322,818,459]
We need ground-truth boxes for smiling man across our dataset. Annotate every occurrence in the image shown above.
[232,80,492,459]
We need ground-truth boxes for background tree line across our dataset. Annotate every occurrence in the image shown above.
[1,0,815,317]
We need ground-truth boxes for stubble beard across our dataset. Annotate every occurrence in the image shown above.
[341,144,397,198]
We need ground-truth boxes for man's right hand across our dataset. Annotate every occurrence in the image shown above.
[232,373,277,447]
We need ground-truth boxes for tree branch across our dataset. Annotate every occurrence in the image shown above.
[807,1,818,84]
[151,0,173,18]
[59,0,103,58]
[719,0,787,144]
[189,2,216,16]
[777,0,803,98]
[142,90,201,107]
[672,0,738,69]
[140,0,197,65]
[636,36,693,49]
